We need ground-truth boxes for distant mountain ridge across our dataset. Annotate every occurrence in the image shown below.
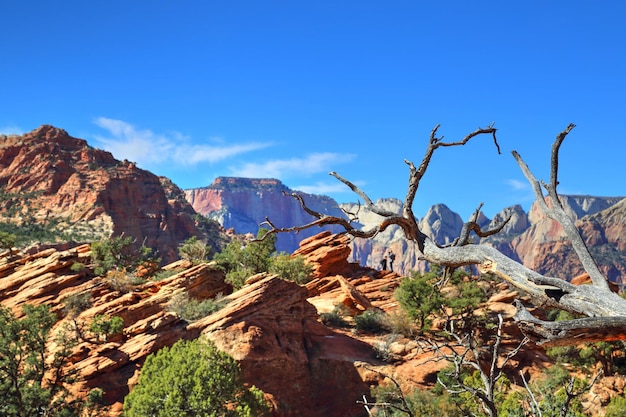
[185,178,626,283]
[185,177,347,253]
[2,125,622,283]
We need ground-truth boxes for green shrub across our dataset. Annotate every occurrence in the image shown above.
[123,338,271,417]
[168,291,228,322]
[320,305,351,328]
[70,262,86,272]
[606,394,626,417]
[89,315,124,342]
[354,309,389,334]
[269,253,313,284]
[178,236,211,263]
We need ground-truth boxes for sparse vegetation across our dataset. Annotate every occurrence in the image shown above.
[178,236,211,263]
[0,304,98,416]
[354,309,389,334]
[123,338,271,417]
[62,292,92,317]
[167,291,228,322]
[320,304,351,328]
[89,314,124,342]
[151,268,180,281]
[102,268,137,293]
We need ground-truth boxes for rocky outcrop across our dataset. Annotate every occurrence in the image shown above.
[2,231,622,416]
[0,237,379,417]
[192,276,374,417]
[184,177,347,253]
[0,125,225,263]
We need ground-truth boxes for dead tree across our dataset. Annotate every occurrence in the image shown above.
[260,123,626,347]
[417,314,528,417]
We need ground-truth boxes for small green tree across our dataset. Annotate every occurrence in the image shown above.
[91,234,153,276]
[214,229,277,289]
[178,236,211,263]
[123,338,271,417]
[0,304,85,416]
[269,252,313,284]
[394,270,444,332]
[0,231,16,255]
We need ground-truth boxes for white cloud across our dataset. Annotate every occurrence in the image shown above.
[0,124,24,135]
[230,152,355,178]
[294,181,355,195]
[93,117,270,167]
[94,117,175,165]
[507,179,529,191]
[178,142,270,165]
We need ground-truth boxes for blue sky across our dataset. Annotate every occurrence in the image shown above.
[1,1,624,219]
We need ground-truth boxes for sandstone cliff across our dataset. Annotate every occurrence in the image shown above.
[0,125,225,263]
[2,232,622,416]
[185,177,347,253]
[0,235,396,417]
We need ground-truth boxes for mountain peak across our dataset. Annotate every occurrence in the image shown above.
[0,126,221,263]
[208,177,287,192]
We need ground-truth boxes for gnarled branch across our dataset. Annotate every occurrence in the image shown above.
[260,124,625,347]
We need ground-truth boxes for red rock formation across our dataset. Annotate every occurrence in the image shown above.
[0,125,224,263]
[292,231,354,278]
[0,239,377,417]
[2,230,619,417]
[190,276,374,417]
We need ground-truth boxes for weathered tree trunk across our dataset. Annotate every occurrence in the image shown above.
[260,124,626,347]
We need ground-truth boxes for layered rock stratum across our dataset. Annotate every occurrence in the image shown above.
[2,231,624,416]
[185,177,348,253]
[0,125,225,263]
[0,233,406,417]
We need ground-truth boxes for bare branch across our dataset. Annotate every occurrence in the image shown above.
[514,301,626,347]
[520,370,542,417]
[406,125,500,232]
[512,127,608,289]
[550,123,576,194]
[451,203,512,247]
[262,124,626,346]
[358,366,415,417]
[560,368,602,417]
